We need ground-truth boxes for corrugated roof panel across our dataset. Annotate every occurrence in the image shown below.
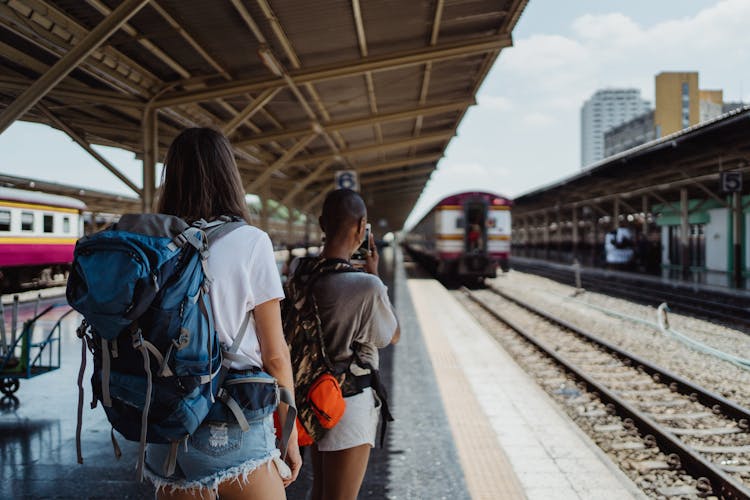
[156,0,267,79]
[360,0,434,56]
[270,0,361,67]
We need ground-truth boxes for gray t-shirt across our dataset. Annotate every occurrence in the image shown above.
[312,272,397,370]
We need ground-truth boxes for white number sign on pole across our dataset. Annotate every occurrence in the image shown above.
[335,170,359,191]
[721,171,742,193]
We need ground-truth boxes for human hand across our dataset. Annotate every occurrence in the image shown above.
[364,233,379,276]
[283,431,302,487]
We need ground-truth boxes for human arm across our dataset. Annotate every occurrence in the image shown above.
[255,299,301,486]
[390,321,401,345]
[363,280,399,348]
[364,232,379,276]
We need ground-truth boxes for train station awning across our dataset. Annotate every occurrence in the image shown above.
[0,0,528,232]
[512,106,750,221]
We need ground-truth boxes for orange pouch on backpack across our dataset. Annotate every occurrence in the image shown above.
[308,373,346,429]
[273,413,314,447]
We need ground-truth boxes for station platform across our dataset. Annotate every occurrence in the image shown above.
[511,255,750,300]
[2,246,641,499]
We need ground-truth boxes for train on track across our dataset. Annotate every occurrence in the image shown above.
[0,187,85,291]
[404,191,512,281]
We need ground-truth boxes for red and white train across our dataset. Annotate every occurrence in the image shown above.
[404,191,512,281]
[0,187,85,290]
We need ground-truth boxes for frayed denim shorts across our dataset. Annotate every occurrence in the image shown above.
[144,414,279,493]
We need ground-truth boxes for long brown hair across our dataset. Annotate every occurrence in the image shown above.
[157,127,251,223]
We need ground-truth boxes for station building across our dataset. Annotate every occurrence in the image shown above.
[513,105,750,288]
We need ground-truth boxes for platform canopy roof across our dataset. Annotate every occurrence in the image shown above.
[0,0,527,230]
[512,106,750,220]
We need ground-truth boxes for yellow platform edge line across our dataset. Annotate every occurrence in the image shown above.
[408,279,525,500]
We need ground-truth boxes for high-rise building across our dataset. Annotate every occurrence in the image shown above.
[602,73,735,159]
[581,89,651,167]
[699,89,724,122]
[654,72,699,137]
[604,111,656,158]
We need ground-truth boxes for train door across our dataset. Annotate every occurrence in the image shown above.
[464,200,488,254]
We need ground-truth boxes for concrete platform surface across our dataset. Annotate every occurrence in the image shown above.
[408,277,645,500]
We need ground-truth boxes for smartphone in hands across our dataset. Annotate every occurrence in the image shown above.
[351,223,371,266]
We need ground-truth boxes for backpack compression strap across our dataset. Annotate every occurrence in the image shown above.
[213,311,298,461]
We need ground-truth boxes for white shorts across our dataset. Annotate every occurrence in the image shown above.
[316,387,380,452]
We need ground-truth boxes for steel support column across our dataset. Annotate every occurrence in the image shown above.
[286,204,295,246]
[733,191,743,288]
[572,206,579,259]
[680,188,690,276]
[556,206,562,258]
[0,0,151,134]
[259,185,270,232]
[613,198,620,228]
[543,211,549,259]
[142,107,158,213]
[593,208,599,265]
[304,215,313,248]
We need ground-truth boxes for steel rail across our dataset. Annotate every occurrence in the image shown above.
[462,286,750,499]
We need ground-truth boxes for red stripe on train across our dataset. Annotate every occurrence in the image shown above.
[0,243,75,267]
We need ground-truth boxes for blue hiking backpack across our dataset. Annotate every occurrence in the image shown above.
[66,214,295,480]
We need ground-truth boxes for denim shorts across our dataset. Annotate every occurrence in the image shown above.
[144,415,279,493]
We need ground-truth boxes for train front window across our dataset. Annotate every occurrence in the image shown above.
[0,210,10,231]
[43,214,54,233]
[21,211,34,231]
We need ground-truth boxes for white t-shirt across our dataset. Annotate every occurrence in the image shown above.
[207,225,284,369]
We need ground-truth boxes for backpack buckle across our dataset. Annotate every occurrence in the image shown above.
[131,329,144,349]
[216,387,228,402]
[76,320,89,339]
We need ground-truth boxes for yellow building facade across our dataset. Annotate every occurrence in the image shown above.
[654,72,699,137]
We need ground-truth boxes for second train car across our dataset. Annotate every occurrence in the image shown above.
[0,186,85,290]
[405,191,512,280]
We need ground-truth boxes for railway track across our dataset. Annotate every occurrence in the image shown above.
[510,259,750,331]
[460,285,750,499]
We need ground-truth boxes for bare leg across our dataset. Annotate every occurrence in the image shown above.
[311,444,324,500]
[217,460,286,500]
[314,444,372,500]
[156,486,215,500]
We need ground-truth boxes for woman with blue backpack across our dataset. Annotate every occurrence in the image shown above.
[144,128,302,498]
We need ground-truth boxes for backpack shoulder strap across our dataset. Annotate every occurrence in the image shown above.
[197,216,248,247]
[304,257,360,289]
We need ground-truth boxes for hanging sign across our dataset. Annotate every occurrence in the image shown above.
[721,171,742,193]
[335,170,359,191]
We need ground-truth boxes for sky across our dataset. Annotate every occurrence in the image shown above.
[1,0,748,229]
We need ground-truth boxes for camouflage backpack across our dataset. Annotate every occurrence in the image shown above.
[282,257,360,442]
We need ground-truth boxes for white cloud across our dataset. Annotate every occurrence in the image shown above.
[572,13,642,46]
[479,95,513,111]
[522,112,555,126]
